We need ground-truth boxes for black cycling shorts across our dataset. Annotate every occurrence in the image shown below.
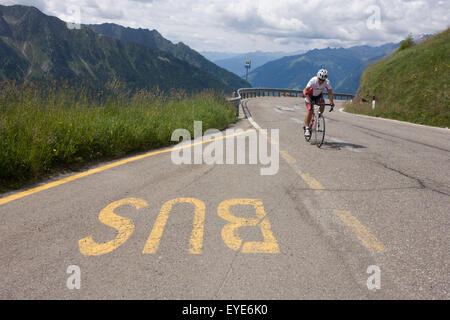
[305,94,325,110]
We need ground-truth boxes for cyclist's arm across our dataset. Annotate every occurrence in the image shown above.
[326,88,334,105]
[303,86,312,96]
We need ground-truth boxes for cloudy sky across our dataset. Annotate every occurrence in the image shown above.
[1,0,448,53]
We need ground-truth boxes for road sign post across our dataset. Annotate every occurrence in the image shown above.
[245,60,251,81]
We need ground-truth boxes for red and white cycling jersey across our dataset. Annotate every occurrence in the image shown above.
[306,76,332,96]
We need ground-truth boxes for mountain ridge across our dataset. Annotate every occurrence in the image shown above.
[85,22,250,90]
[0,5,232,93]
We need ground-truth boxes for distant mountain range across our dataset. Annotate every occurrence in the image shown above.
[201,50,307,77]
[247,43,400,94]
[201,51,241,62]
[0,4,408,95]
[212,51,307,77]
[0,5,248,92]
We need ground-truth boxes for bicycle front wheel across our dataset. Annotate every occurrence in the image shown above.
[313,114,325,148]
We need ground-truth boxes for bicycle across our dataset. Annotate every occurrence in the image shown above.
[304,103,333,148]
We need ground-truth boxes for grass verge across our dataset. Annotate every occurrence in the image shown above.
[0,81,237,192]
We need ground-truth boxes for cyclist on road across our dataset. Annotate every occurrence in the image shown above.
[302,69,335,137]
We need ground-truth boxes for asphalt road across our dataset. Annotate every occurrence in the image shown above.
[0,97,449,299]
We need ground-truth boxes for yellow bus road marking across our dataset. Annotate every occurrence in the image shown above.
[142,198,206,255]
[280,150,296,164]
[0,129,254,207]
[79,197,279,256]
[79,198,148,256]
[333,210,387,253]
[218,199,279,253]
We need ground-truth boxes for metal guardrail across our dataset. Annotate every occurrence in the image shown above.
[226,88,355,116]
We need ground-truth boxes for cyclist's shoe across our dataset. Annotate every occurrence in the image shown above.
[304,127,311,137]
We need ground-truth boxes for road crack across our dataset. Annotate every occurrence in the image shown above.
[376,162,450,197]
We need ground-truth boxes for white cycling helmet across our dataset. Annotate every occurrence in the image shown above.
[317,69,328,80]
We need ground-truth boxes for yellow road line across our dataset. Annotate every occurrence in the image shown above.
[244,105,387,253]
[333,210,387,252]
[259,130,277,145]
[0,129,254,206]
[300,173,325,190]
[280,150,296,164]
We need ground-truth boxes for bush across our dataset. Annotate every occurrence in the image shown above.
[398,34,415,51]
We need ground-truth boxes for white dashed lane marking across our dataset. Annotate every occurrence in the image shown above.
[276,106,295,112]
[273,108,283,114]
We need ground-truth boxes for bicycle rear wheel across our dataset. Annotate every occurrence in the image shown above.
[313,113,325,148]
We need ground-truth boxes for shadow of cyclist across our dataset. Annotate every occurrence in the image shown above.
[320,141,366,151]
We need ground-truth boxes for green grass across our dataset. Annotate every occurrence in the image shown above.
[345,28,450,128]
[0,80,237,191]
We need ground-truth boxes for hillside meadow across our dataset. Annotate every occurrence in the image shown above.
[346,28,449,128]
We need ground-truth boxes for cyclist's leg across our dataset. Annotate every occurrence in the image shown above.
[318,94,325,113]
[304,95,313,128]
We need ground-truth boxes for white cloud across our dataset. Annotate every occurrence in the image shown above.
[0,0,448,52]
